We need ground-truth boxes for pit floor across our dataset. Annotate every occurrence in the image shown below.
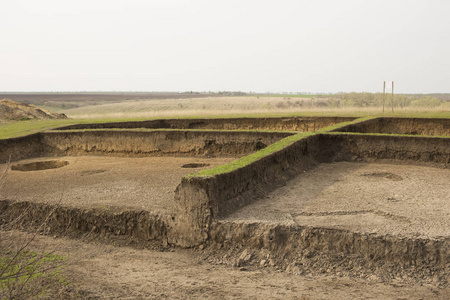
[225,162,450,239]
[0,156,237,215]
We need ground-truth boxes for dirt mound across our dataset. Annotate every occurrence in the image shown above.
[0,98,67,121]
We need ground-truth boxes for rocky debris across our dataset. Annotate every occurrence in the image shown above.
[197,226,450,288]
[0,98,67,121]
[234,248,253,267]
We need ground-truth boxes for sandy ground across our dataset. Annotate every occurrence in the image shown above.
[226,162,450,239]
[2,230,448,300]
[0,156,236,214]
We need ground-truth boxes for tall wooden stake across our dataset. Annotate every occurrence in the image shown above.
[382,81,386,113]
[391,81,394,112]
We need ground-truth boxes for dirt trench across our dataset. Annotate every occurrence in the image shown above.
[1,117,449,288]
[333,117,450,136]
[171,132,449,285]
[0,130,291,163]
[54,116,356,132]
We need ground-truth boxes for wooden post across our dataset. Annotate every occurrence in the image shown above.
[391,81,394,113]
[382,81,386,113]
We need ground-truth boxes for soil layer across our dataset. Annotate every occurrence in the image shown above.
[3,230,448,299]
[0,130,289,163]
[55,116,356,132]
[1,156,235,213]
[333,117,450,136]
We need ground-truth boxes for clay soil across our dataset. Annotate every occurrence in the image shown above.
[2,230,449,299]
[225,162,450,240]
[0,156,235,214]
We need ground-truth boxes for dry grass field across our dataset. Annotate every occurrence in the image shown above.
[45,96,450,120]
[2,92,449,120]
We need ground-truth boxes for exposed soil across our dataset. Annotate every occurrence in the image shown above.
[2,230,449,299]
[55,116,356,132]
[225,162,450,239]
[1,117,449,298]
[0,98,67,121]
[0,130,290,164]
[0,156,235,214]
[334,117,450,136]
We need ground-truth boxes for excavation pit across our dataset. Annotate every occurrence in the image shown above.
[333,117,450,136]
[223,161,450,239]
[1,156,234,213]
[0,117,449,284]
[11,160,69,171]
[181,163,210,168]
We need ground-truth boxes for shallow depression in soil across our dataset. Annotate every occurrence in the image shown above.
[225,162,450,239]
[11,160,69,171]
[0,156,236,214]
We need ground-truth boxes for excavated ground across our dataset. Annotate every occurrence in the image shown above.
[224,162,450,239]
[1,117,449,296]
[0,156,235,215]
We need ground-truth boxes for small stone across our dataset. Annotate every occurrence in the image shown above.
[260,259,267,267]
[236,249,252,267]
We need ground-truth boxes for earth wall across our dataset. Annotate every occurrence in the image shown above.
[173,133,450,246]
[208,221,449,282]
[55,117,356,132]
[0,130,292,163]
[332,117,450,136]
[0,200,169,245]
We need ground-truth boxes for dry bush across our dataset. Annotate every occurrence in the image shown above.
[0,162,72,299]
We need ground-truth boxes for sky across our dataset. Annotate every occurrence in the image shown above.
[1,0,449,93]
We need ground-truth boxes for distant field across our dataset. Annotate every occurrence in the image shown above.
[0,92,220,110]
[0,93,449,139]
[31,95,450,120]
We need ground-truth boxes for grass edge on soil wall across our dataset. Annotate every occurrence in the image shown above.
[1,111,449,140]
[188,117,373,178]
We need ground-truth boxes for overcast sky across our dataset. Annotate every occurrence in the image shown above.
[1,0,449,93]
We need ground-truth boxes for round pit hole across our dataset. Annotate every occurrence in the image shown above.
[181,163,210,168]
[11,160,69,172]
[80,169,107,176]
[361,171,403,181]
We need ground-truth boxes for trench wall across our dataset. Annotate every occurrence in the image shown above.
[172,133,450,246]
[0,133,45,163]
[0,200,168,245]
[209,222,449,281]
[55,117,356,132]
[332,117,450,136]
[0,130,292,163]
